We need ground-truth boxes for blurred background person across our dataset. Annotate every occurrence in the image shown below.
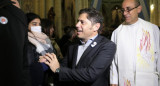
[41,18,63,61]
[57,26,71,49]
[61,26,78,56]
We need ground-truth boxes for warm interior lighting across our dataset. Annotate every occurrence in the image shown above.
[150,4,154,11]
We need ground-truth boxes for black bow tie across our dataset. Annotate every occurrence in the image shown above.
[79,41,85,45]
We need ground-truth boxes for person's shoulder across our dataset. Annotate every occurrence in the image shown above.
[115,22,124,31]
[140,18,159,31]
[110,23,123,35]
[139,18,157,26]
[98,35,115,45]
[97,35,116,50]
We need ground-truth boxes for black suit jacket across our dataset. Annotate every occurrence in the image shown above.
[0,0,30,86]
[56,35,116,86]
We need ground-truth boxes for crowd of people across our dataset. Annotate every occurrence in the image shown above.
[0,0,159,86]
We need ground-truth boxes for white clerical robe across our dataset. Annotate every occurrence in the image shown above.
[110,18,160,86]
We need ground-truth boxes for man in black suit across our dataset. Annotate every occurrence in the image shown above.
[0,0,30,86]
[39,8,116,86]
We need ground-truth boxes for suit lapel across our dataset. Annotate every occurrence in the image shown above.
[72,44,79,68]
[76,35,102,66]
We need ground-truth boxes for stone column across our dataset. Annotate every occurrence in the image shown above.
[63,0,75,26]
[150,0,159,26]
[153,0,158,25]
[39,0,45,18]
[75,0,89,23]
[45,0,54,18]
[158,0,160,26]
[20,0,34,13]
[34,0,39,15]
[82,0,89,8]
[54,0,62,39]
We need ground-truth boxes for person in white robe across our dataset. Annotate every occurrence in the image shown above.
[110,0,160,86]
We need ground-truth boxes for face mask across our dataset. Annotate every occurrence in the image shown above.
[31,26,42,33]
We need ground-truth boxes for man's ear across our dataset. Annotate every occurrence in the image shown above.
[137,5,142,13]
[93,23,100,31]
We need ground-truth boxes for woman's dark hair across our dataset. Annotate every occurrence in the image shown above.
[41,19,54,37]
[26,12,41,24]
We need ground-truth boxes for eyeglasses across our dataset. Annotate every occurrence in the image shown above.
[121,5,140,13]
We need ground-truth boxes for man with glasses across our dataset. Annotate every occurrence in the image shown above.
[110,0,160,86]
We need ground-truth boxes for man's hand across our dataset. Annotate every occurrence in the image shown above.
[39,53,60,73]
[11,0,20,8]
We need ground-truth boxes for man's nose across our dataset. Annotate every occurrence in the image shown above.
[76,21,80,27]
[123,11,128,16]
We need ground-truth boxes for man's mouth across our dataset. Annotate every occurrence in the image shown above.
[77,30,82,32]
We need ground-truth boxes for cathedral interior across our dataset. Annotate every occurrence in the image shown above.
[18,0,160,39]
